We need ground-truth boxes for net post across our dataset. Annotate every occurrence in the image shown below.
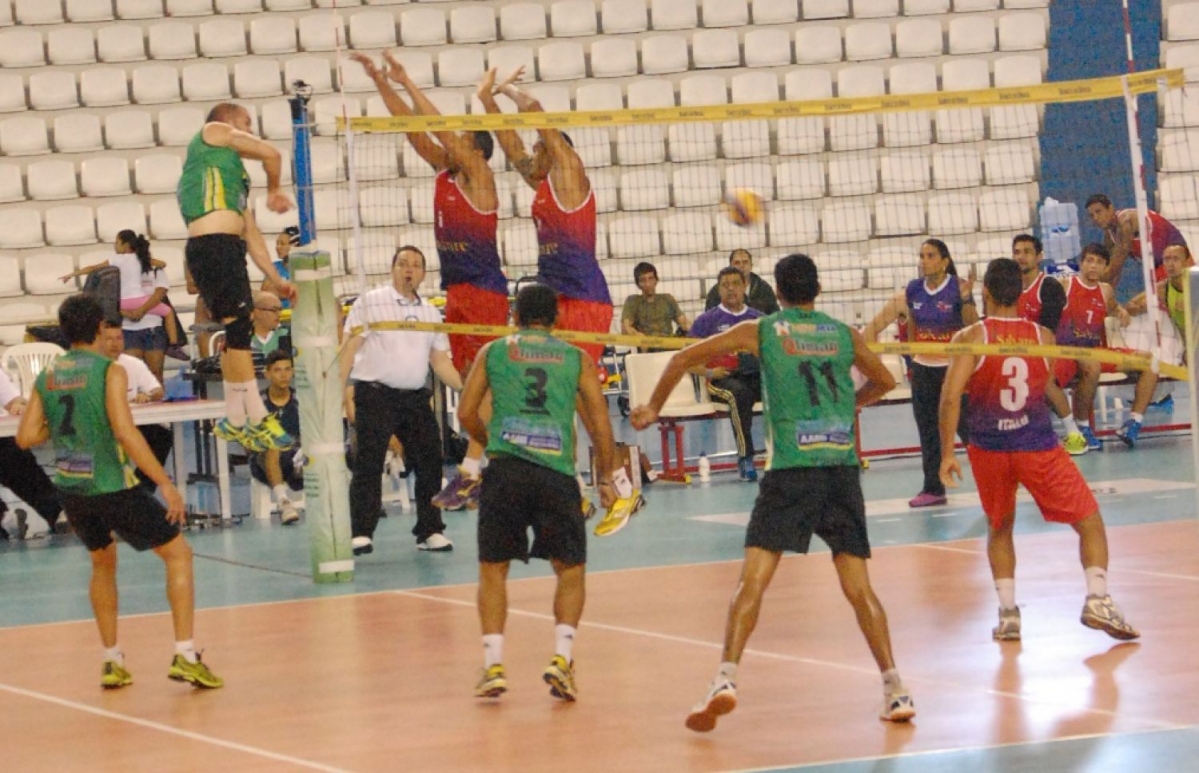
[1121,75,1165,362]
[1188,267,1199,512]
[288,83,316,246]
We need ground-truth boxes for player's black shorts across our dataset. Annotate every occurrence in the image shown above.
[745,465,871,558]
[61,487,180,553]
[185,233,252,321]
[477,455,586,566]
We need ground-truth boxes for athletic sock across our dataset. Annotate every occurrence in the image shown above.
[1084,566,1108,597]
[104,646,123,666]
[461,456,482,479]
[554,624,576,662]
[995,578,1016,610]
[1077,419,1090,429]
[223,382,248,427]
[1061,416,1080,436]
[273,484,290,505]
[882,668,903,694]
[1130,411,1144,424]
[244,384,269,424]
[483,634,504,668]
[175,640,198,664]
[717,661,738,684]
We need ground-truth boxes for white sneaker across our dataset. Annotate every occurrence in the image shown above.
[1081,594,1140,640]
[880,691,916,722]
[278,498,300,526]
[417,533,454,552]
[351,536,373,556]
[992,606,1021,641]
[685,678,737,733]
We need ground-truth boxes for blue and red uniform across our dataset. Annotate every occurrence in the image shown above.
[434,170,510,372]
[1054,276,1108,385]
[965,317,1097,528]
[531,177,613,371]
[905,275,966,367]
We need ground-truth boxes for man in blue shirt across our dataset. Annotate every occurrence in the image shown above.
[690,267,764,481]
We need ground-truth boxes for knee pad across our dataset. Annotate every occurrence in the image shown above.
[223,314,253,350]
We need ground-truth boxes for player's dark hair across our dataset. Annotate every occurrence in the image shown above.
[515,283,558,327]
[59,293,106,345]
[392,245,426,269]
[717,266,745,286]
[633,261,658,284]
[117,229,153,274]
[775,253,820,305]
[265,349,293,369]
[1080,242,1110,264]
[984,258,1023,307]
[728,248,752,264]
[470,131,495,161]
[1085,193,1113,210]
[922,238,959,276]
[1012,233,1043,255]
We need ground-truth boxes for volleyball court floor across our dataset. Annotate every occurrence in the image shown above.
[1,398,1197,772]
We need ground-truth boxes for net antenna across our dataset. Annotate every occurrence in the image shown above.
[289,79,316,248]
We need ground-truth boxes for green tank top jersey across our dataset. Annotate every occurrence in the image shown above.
[177,133,250,224]
[485,331,582,478]
[35,350,137,496]
[757,309,859,470]
[1166,281,1186,335]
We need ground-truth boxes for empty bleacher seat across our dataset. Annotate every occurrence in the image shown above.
[883,62,935,147]
[895,18,942,57]
[157,106,204,146]
[715,209,766,250]
[200,18,247,57]
[796,26,842,64]
[768,204,820,246]
[250,16,296,54]
[298,14,345,51]
[359,185,409,227]
[875,194,925,236]
[845,22,893,61]
[401,7,447,45]
[692,29,740,68]
[821,201,872,242]
[48,28,97,65]
[0,28,45,68]
[47,205,97,246]
[106,110,162,149]
[828,155,877,196]
[642,35,689,74]
[928,192,978,234]
[998,12,1046,52]
[148,198,187,239]
[672,165,721,207]
[500,3,546,40]
[880,151,930,193]
[97,25,147,64]
[234,60,282,98]
[653,0,697,29]
[439,49,485,87]
[54,114,104,153]
[450,6,496,43]
[182,62,231,101]
[933,147,982,189]
[132,65,181,104]
[954,0,999,11]
[28,160,78,201]
[948,16,996,55]
[744,28,792,68]
[727,161,774,199]
[903,0,947,13]
[609,216,661,259]
[1167,3,1199,41]
[148,21,196,60]
[0,208,44,248]
[984,143,1035,185]
[979,189,1030,231]
[591,38,639,78]
[804,0,849,20]
[0,256,22,294]
[602,0,648,33]
[15,0,65,23]
[25,254,77,295]
[350,11,398,49]
[30,72,79,111]
[539,41,586,81]
[82,68,131,107]
[1160,174,1199,220]
[662,211,712,254]
[0,75,26,113]
[551,0,597,37]
[116,0,163,17]
[165,0,211,16]
[753,0,798,23]
[285,56,333,93]
[620,169,670,211]
[855,0,899,18]
[776,159,826,199]
[97,201,146,241]
[937,58,988,143]
[69,0,116,21]
[1,117,50,155]
[81,158,132,197]
[135,154,183,194]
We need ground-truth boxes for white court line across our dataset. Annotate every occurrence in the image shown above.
[0,683,349,773]
[916,542,1199,582]
[391,589,1178,730]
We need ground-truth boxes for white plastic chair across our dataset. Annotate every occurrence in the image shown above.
[550,0,596,37]
[602,0,647,34]
[500,4,546,40]
[1,342,65,398]
[104,111,156,150]
[48,28,97,65]
[147,21,197,59]
[701,0,747,27]
[400,7,447,46]
[97,24,146,62]
[250,16,296,55]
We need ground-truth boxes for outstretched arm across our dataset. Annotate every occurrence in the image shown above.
[351,52,448,171]
[202,122,290,214]
[862,290,907,342]
[480,67,537,187]
[500,80,589,206]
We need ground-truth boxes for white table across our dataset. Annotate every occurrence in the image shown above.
[0,399,233,522]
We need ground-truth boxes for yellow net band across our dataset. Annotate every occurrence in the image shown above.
[342,69,1183,133]
[346,319,1188,380]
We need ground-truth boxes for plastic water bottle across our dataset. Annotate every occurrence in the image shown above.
[1039,198,1081,265]
[698,453,710,482]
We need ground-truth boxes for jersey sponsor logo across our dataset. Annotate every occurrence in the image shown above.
[794,419,852,450]
[436,239,471,254]
[506,342,566,364]
[499,417,564,454]
[45,369,88,391]
[781,338,839,356]
[538,241,560,256]
[997,415,1031,431]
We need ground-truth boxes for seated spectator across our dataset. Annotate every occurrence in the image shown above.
[704,249,779,315]
[250,350,302,525]
[262,227,299,311]
[621,261,690,350]
[0,367,63,539]
[691,267,764,482]
[100,321,173,492]
[251,291,286,356]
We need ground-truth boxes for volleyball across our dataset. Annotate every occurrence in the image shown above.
[724,188,765,227]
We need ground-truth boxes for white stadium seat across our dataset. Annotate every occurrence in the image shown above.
[438,49,486,87]
[937,59,988,143]
[16,0,65,24]
[135,154,183,194]
[999,12,1047,52]
[880,151,930,193]
[948,16,996,55]
[158,107,205,146]
[0,256,23,294]
[96,201,147,242]
[81,68,131,107]
[744,29,792,68]
[451,6,496,43]
[1160,175,1199,220]
[768,204,820,246]
[715,210,766,250]
[149,198,187,240]
[0,28,45,68]
[538,41,586,81]
[642,35,689,75]
[895,19,942,58]
[591,39,638,78]
[662,212,712,254]
[928,192,979,235]
[164,0,211,16]
[200,19,247,57]
[350,11,398,49]
[0,75,26,113]
[500,4,547,40]
[652,0,697,29]
[0,209,44,248]
[821,201,872,242]
[298,14,345,52]
[54,114,104,153]
[1167,3,1199,41]
[487,46,537,85]
[804,0,849,20]
[702,0,747,27]
[672,165,721,208]
[182,62,231,101]
[903,0,947,13]
[2,117,49,155]
[550,0,596,37]
[608,216,660,259]
[46,205,97,246]
[81,157,133,197]
[359,186,410,227]
[48,28,97,65]
[216,0,261,12]
[400,8,447,46]
[0,165,26,203]
[98,25,148,63]
[954,0,999,11]
[692,29,740,69]
[855,0,899,18]
[602,0,648,34]
[619,169,669,211]
[884,62,936,147]
[776,159,826,199]
[132,65,181,104]
[148,21,197,60]
[28,160,79,201]
[617,126,666,165]
[829,155,877,196]
[30,72,79,111]
[845,22,893,61]
[69,0,116,22]
[116,0,164,18]
[1162,130,1199,172]
[796,26,843,64]
[285,56,333,94]
[680,74,727,106]
[726,161,775,199]
[984,144,1035,185]
[25,255,77,295]
[235,60,283,98]
[753,0,798,24]
[979,189,1030,231]
[875,194,925,236]
[250,16,297,55]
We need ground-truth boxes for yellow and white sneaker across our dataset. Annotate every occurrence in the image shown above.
[593,493,646,537]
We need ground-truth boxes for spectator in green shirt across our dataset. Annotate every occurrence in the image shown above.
[621,262,690,351]
[250,291,285,356]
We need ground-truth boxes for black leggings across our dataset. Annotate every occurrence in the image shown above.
[909,363,969,497]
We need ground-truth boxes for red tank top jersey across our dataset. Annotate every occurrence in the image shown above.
[1056,276,1107,348]
[1017,272,1046,323]
[530,177,611,304]
[966,318,1058,452]
[433,171,508,296]
[1118,208,1188,275]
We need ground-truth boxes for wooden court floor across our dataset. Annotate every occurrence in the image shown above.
[1,514,1197,772]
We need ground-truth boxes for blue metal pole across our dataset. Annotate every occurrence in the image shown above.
[289,85,316,245]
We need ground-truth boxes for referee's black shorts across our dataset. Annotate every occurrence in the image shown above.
[745,465,871,558]
[477,455,586,566]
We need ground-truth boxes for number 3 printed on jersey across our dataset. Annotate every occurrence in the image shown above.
[999,357,1029,412]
